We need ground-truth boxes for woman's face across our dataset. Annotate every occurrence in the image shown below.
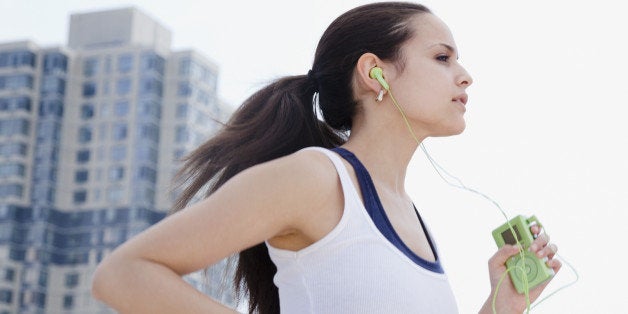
[386,13,473,137]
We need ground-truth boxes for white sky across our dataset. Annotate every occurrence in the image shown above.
[2,0,626,312]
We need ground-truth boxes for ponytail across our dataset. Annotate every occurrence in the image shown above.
[171,75,345,314]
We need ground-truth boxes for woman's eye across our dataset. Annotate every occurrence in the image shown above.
[436,55,450,62]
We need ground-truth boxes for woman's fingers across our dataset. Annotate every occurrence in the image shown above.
[529,232,558,260]
[488,245,520,270]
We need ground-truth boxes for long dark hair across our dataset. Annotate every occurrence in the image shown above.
[171,2,431,313]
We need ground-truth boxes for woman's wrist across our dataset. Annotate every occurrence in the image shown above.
[479,293,521,314]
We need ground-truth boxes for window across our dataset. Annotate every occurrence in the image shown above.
[43,52,68,74]
[78,126,92,143]
[0,96,31,112]
[0,289,12,304]
[96,146,105,161]
[107,186,124,202]
[65,273,80,288]
[139,76,162,97]
[33,186,54,203]
[109,166,124,181]
[194,110,209,126]
[39,99,63,117]
[3,268,15,282]
[0,163,25,178]
[99,123,107,141]
[83,57,99,77]
[74,170,88,183]
[38,269,48,288]
[105,208,116,222]
[0,50,36,68]
[133,186,155,204]
[73,190,87,204]
[175,125,189,142]
[111,145,126,162]
[112,123,128,141]
[176,103,188,118]
[139,100,161,119]
[138,123,159,142]
[104,55,112,74]
[76,149,90,163]
[137,166,156,183]
[41,76,65,95]
[82,82,97,97]
[179,59,191,76]
[0,118,29,136]
[93,188,101,201]
[174,149,185,160]
[116,77,132,95]
[34,144,57,161]
[0,184,23,198]
[203,71,217,90]
[80,104,94,119]
[197,90,210,105]
[114,100,129,117]
[141,52,165,75]
[34,165,55,182]
[0,142,27,157]
[136,146,157,163]
[63,294,74,309]
[103,80,110,95]
[177,82,191,97]
[36,120,61,142]
[117,54,134,73]
[9,248,25,261]
[100,102,109,117]
[0,74,33,90]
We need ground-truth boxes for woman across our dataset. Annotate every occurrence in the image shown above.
[92,2,561,313]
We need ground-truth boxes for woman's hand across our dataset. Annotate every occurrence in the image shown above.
[479,225,562,314]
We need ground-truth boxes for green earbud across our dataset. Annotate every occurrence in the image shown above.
[369,66,389,91]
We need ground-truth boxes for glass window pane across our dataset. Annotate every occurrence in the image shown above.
[76,150,90,163]
[74,170,88,183]
[112,123,128,141]
[116,77,132,95]
[80,104,94,119]
[73,190,87,204]
[78,127,92,143]
[114,100,129,117]
[83,57,99,77]
[109,166,124,181]
[82,82,96,97]
[111,145,126,162]
[117,54,134,73]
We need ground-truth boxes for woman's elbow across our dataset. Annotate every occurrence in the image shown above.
[91,255,120,302]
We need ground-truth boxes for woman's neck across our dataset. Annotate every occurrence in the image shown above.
[342,122,424,197]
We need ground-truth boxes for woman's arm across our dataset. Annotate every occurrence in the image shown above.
[92,150,339,313]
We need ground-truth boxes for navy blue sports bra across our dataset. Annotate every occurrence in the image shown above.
[332,147,444,273]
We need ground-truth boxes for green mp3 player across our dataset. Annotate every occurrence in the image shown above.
[492,215,555,294]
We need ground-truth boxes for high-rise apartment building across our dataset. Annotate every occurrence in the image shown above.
[0,7,233,313]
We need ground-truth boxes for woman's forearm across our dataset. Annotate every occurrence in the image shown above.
[92,256,238,314]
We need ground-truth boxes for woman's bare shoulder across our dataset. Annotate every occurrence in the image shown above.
[254,147,340,192]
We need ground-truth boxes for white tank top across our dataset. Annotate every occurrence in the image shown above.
[266,147,458,313]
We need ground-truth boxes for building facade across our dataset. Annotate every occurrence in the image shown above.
[0,7,233,313]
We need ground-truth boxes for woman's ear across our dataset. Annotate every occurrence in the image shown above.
[356,53,387,95]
